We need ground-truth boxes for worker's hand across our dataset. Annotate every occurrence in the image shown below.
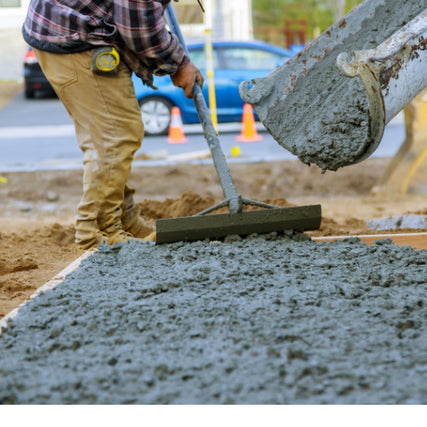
[171,62,204,98]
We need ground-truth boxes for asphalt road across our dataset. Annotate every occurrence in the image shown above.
[0,91,405,172]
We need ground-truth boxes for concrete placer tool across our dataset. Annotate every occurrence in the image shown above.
[154,4,321,244]
[239,0,427,172]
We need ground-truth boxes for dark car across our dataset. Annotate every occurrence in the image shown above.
[23,48,55,99]
[132,40,293,135]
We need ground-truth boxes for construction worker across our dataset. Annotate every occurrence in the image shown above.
[22,0,204,250]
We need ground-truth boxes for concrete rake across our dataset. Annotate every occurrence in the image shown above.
[155,5,321,244]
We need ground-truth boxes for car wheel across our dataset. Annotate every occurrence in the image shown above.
[138,96,174,136]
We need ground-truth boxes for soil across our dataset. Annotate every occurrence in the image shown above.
[1,157,427,319]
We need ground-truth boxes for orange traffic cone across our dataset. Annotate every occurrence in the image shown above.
[167,106,188,144]
[235,103,263,142]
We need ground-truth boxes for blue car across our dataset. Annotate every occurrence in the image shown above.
[132,40,293,135]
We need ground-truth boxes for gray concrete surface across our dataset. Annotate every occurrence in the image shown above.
[0,234,426,404]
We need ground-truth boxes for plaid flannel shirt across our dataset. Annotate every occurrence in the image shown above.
[23,0,189,87]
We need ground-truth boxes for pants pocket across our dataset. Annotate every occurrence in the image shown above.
[34,50,78,89]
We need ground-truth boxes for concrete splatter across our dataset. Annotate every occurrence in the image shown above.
[0,234,426,404]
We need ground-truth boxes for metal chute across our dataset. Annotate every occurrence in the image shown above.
[239,0,427,171]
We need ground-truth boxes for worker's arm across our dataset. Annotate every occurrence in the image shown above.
[113,0,203,96]
[113,0,188,75]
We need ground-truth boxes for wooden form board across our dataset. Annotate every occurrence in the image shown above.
[313,232,427,250]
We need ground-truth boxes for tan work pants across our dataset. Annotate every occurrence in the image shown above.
[34,49,144,248]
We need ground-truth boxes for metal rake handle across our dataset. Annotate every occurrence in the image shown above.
[164,4,242,214]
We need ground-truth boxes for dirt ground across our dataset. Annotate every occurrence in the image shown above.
[1,84,426,319]
[1,158,427,319]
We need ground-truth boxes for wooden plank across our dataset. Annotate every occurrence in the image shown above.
[313,232,427,250]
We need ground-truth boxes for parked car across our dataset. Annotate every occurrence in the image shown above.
[23,48,55,99]
[132,40,293,135]
[23,40,293,133]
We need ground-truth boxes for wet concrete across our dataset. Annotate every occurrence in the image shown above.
[0,233,426,404]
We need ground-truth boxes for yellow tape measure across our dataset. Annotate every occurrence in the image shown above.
[91,46,120,74]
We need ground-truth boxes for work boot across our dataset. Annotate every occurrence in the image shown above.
[75,219,104,250]
[123,216,154,239]
[122,205,154,239]
[101,220,132,245]
[121,185,154,239]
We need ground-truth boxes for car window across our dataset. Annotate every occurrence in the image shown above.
[189,47,220,70]
[222,48,285,70]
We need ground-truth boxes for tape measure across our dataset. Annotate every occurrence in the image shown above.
[91,46,120,74]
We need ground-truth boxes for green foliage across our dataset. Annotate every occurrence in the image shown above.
[253,0,364,43]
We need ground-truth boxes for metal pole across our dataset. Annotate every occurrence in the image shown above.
[165,3,242,213]
[204,28,218,128]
